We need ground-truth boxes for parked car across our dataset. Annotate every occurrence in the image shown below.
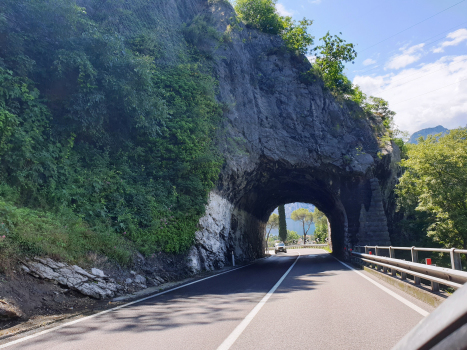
[274,242,287,254]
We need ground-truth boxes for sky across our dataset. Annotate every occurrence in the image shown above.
[275,0,467,135]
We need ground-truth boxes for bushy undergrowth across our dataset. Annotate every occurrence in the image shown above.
[0,0,223,269]
[0,198,132,271]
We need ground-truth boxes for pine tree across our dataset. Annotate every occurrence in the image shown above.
[278,204,287,243]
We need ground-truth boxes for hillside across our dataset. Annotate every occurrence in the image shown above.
[408,125,449,144]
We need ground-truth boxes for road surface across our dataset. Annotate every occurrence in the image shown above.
[0,249,433,350]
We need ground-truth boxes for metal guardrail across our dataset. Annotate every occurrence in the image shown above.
[354,245,466,270]
[352,245,467,291]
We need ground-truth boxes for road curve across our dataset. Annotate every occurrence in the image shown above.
[1,249,432,350]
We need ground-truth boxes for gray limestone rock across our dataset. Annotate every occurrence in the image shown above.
[22,259,124,299]
[91,268,106,278]
[134,275,146,285]
[0,300,23,320]
[173,0,400,271]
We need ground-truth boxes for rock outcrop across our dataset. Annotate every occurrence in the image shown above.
[179,1,400,271]
[72,0,401,272]
[21,258,122,299]
[0,299,23,320]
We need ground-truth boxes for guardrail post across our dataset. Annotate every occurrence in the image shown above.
[365,246,369,254]
[401,271,407,280]
[411,247,420,285]
[450,248,462,270]
[425,258,439,291]
[374,246,381,270]
[389,246,396,276]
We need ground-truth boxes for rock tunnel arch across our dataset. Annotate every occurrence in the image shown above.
[232,159,348,256]
[184,1,401,273]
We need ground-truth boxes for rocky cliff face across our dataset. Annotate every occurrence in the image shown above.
[171,1,402,272]
[87,0,399,272]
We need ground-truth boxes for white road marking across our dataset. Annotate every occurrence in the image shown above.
[0,264,253,349]
[333,256,430,317]
[217,254,300,350]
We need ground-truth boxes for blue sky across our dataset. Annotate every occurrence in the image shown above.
[276,0,467,134]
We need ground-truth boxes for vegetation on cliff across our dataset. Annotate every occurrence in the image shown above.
[233,0,314,55]
[0,0,223,270]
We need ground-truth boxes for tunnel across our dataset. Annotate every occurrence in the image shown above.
[187,149,398,273]
[184,0,401,272]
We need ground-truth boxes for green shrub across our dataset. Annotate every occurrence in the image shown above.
[0,0,224,267]
[0,198,132,271]
[233,0,314,55]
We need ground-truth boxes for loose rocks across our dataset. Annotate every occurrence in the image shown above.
[22,258,122,299]
[0,300,22,320]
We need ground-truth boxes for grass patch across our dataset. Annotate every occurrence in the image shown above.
[0,200,133,272]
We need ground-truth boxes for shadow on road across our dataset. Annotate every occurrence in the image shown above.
[15,252,350,348]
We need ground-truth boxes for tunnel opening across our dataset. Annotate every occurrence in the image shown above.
[218,157,352,261]
[191,151,394,272]
[265,202,330,248]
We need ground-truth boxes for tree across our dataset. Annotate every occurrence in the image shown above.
[312,32,357,94]
[364,96,396,132]
[266,213,279,248]
[280,17,314,55]
[291,208,313,244]
[396,128,467,249]
[234,0,283,34]
[234,0,314,55]
[313,208,328,243]
[278,204,287,243]
[286,230,300,244]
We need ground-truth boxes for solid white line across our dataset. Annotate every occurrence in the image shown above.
[217,253,300,350]
[0,264,253,349]
[334,257,430,317]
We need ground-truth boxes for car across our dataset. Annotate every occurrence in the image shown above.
[274,242,287,254]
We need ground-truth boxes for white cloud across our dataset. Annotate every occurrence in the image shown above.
[308,0,322,4]
[363,58,376,66]
[386,43,425,70]
[433,28,467,53]
[276,3,294,17]
[354,55,467,133]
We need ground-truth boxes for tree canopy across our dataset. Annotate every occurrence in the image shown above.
[286,230,300,243]
[278,204,287,243]
[291,208,313,243]
[0,0,224,269]
[266,213,279,233]
[396,128,467,249]
[233,0,314,55]
[313,209,328,243]
[312,32,357,95]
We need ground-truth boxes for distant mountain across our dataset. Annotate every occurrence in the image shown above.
[409,125,449,144]
[273,202,315,218]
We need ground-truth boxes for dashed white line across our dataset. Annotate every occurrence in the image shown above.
[217,253,300,350]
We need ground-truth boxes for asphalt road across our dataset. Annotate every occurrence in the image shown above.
[1,249,433,350]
